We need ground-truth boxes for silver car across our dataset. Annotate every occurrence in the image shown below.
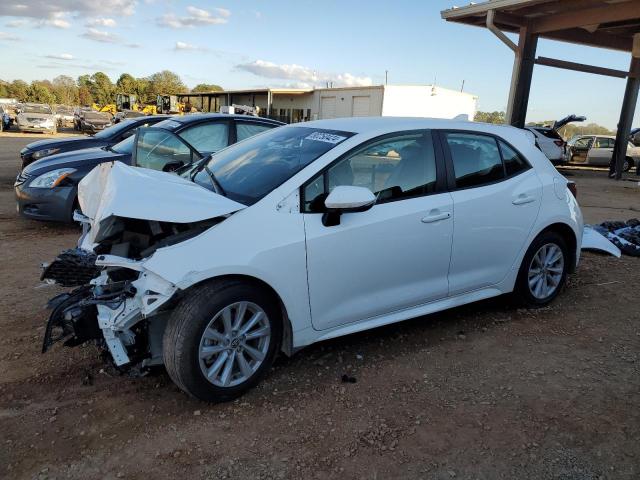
[17,103,57,134]
[567,135,638,172]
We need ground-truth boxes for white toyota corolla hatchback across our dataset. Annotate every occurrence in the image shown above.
[41,117,583,402]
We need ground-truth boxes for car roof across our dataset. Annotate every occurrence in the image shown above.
[169,113,284,126]
[295,116,526,136]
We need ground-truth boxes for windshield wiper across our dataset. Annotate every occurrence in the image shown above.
[203,165,226,196]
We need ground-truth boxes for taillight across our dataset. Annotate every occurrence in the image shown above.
[554,140,564,147]
[567,181,577,199]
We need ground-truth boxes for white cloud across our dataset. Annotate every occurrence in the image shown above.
[157,6,230,28]
[175,41,196,50]
[6,19,28,27]
[42,13,71,28]
[236,60,373,87]
[86,17,117,27]
[80,27,119,43]
[0,31,19,41]
[174,41,209,52]
[0,0,136,19]
[45,53,74,60]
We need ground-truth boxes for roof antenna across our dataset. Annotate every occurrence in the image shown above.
[460,79,465,92]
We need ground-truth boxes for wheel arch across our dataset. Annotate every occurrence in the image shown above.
[534,222,578,273]
[178,274,295,357]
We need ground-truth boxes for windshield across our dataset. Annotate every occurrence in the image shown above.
[111,135,135,154]
[189,126,354,205]
[22,104,52,114]
[93,118,136,139]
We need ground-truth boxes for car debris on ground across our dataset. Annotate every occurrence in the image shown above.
[587,219,640,256]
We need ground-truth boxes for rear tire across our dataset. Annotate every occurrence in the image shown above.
[163,279,282,402]
[514,231,569,307]
[624,157,632,172]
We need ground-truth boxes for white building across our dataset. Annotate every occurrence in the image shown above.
[179,84,478,123]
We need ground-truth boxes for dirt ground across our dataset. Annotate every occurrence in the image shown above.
[1,133,639,480]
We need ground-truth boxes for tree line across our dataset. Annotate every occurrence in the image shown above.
[0,71,223,107]
[474,110,615,139]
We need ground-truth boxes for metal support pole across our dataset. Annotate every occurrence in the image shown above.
[612,34,640,179]
[266,90,272,116]
[486,10,521,122]
[509,26,539,127]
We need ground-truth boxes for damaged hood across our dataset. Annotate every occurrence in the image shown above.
[78,161,246,224]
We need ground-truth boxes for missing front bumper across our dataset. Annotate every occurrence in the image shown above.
[42,287,102,353]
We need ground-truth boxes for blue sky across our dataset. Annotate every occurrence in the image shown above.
[0,0,635,129]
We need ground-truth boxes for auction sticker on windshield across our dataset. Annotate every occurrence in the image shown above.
[305,132,348,144]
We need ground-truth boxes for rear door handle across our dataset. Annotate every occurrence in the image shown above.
[421,211,451,223]
[512,194,536,205]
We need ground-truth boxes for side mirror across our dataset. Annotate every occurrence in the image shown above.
[322,186,375,227]
[162,160,184,172]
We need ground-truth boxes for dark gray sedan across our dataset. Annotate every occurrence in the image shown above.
[19,116,168,169]
[15,114,283,222]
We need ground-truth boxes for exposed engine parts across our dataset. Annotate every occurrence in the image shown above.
[93,215,221,260]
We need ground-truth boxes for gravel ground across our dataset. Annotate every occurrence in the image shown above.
[1,134,639,480]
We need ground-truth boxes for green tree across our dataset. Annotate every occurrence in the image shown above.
[147,70,187,97]
[474,111,506,124]
[52,75,78,105]
[78,85,93,106]
[558,123,614,140]
[116,73,138,94]
[191,83,223,93]
[90,72,115,105]
[6,80,29,101]
[25,82,56,104]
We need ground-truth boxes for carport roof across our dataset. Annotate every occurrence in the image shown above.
[441,0,640,52]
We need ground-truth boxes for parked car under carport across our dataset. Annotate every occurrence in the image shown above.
[566,135,638,171]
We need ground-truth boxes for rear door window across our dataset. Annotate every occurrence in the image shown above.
[499,140,530,177]
[444,133,505,189]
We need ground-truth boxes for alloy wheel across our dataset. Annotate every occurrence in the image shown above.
[527,243,564,300]
[198,301,271,387]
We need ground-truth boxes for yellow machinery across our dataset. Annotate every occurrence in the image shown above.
[92,103,117,115]
[115,93,157,115]
[156,95,187,114]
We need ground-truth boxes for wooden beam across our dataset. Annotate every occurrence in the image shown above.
[530,2,640,34]
[542,28,633,52]
[535,56,628,78]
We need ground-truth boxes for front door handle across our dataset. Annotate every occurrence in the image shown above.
[513,194,536,205]
[421,211,451,223]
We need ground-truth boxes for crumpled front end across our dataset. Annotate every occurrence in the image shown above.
[40,161,245,369]
[41,244,178,367]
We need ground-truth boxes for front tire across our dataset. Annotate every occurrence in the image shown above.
[163,280,282,402]
[514,231,569,307]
